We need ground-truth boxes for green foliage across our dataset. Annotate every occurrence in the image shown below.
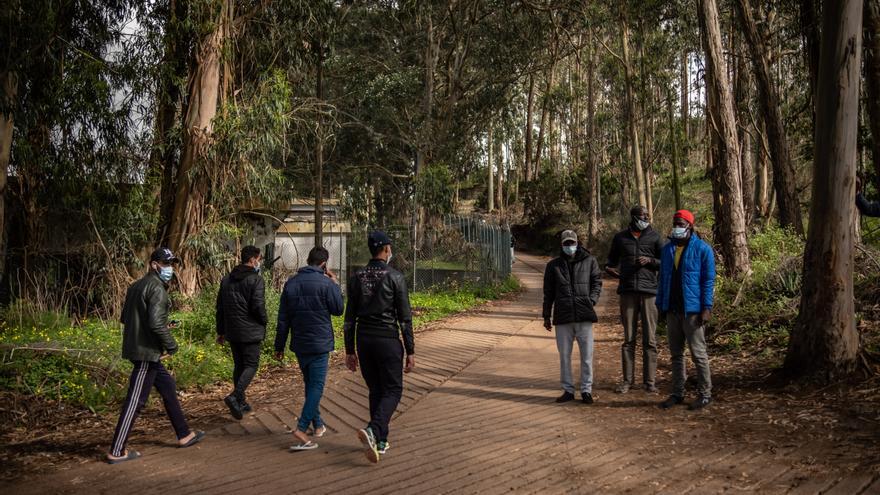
[416,163,456,215]
[712,226,805,353]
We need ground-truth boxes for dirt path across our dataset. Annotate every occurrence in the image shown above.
[5,253,878,494]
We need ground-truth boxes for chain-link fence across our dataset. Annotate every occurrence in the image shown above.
[346,215,512,292]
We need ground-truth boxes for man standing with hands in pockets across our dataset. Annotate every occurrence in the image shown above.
[344,231,415,464]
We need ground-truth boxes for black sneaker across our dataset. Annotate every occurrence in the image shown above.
[615,382,630,394]
[241,401,252,413]
[688,396,712,410]
[644,384,659,394]
[658,395,684,409]
[555,391,575,403]
[224,395,243,420]
[581,392,594,404]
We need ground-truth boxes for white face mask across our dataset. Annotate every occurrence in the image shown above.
[387,253,393,263]
[157,265,174,282]
[634,218,650,231]
[671,227,689,239]
[562,245,577,256]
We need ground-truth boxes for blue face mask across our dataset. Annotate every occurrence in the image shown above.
[157,265,174,283]
[671,227,689,239]
[254,262,261,274]
[562,245,578,256]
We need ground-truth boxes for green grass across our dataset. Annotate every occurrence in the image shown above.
[0,275,521,412]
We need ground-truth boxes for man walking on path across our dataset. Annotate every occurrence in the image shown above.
[606,205,665,394]
[542,230,602,404]
[107,247,204,464]
[275,246,344,451]
[344,231,415,464]
[216,245,267,420]
[655,210,716,411]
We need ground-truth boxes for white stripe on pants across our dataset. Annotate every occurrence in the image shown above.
[555,322,594,394]
[112,361,149,456]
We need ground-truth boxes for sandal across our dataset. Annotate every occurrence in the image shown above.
[179,430,206,448]
[107,450,142,464]
[308,425,328,438]
[289,441,318,451]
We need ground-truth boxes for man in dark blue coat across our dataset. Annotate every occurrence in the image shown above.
[275,246,344,450]
[655,210,716,411]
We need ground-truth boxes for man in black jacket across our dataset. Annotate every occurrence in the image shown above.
[543,230,602,404]
[107,247,204,464]
[216,245,267,419]
[606,205,665,394]
[344,231,415,463]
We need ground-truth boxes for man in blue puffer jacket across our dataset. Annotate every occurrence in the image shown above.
[275,246,344,450]
[655,209,716,411]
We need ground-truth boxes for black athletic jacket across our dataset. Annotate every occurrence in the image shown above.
[605,226,664,295]
[216,265,268,343]
[344,259,415,355]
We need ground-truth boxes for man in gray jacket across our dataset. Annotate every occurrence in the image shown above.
[106,248,204,464]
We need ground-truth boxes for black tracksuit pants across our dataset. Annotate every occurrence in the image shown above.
[230,341,261,402]
[357,335,404,442]
[110,360,190,456]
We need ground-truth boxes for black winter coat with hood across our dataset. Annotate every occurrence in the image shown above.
[216,265,268,343]
[542,246,603,325]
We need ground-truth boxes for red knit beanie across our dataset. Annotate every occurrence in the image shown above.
[673,209,695,225]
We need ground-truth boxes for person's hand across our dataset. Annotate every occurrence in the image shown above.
[605,266,620,278]
[326,267,338,283]
[274,351,284,361]
[159,353,171,361]
[543,318,552,331]
[856,177,863,194]
[346,353,359,372]
[216,335,225,345]
[638,256,651,266]
[168,320,180,329]
[700,308,712,325]
[404,355,415,373]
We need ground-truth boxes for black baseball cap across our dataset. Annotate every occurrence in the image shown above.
[368,231,392,251]
[150,247,180,264]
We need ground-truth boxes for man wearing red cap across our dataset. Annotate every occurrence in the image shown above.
[655,211,716,411]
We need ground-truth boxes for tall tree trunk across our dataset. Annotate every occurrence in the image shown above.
[700,0,751,277]
[681,51,690,142]
[735,34,756,226]
[524,74,535,181]
[668,90,683,210]
[587,29,600,240]
[533,70,551,174]
[0,72,15,279]
[864,0,880,186]
[786,0,862,379]
[497,136,504,211]
[167,0,228,294]
[801,0,821,110]
[488,124,494,212]
[154,0,188,246]
[412,12,435,288]
[736,0,805,235]
[314,36,325,248]
[621,12,648,211]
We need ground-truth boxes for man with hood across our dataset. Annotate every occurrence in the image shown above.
[655,210,716,411]
[542,230,603,404]
[606,205,665,394]
[216,245,268,419]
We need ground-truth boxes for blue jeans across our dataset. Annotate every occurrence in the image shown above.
[295,352,329,433]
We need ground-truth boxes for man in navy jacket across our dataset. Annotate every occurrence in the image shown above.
[275,246,344,450]
[655,210,716,411]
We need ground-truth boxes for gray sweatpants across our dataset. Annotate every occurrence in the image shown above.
[619,293,658,387]
[555,322,594,394]
[667,313,712,398]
